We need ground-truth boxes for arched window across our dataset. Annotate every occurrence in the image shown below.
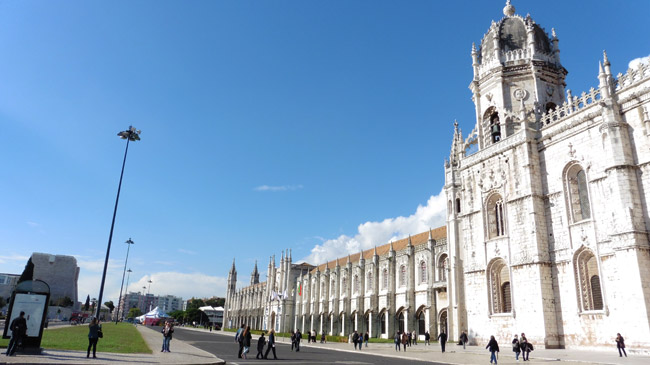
[484,107,501,143]
[353,275,359,294]
[487,258,512,314]
[380,312,386,334]
[382,268,388,290]
[566,165,591,222]
[486,193,506,238]
[341,277,347,294]
[438,254,448,282]
[455,198,461,214]
[399,265,406,287]
[321,282,325,299]
[420,261,427,284]
[331,279,335,296]
[574,248,604,311]
[367,272,373,291]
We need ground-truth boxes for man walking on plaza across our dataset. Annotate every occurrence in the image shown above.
[438,330,448,353]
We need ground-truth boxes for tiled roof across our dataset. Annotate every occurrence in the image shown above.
[310,226,447,274]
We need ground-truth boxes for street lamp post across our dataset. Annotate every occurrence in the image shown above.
[96,126,141,320]
[123,268,132,320]
[147,279,153,311]
[115,238,135,324]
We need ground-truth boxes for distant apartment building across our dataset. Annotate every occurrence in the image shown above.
[117,292,183,320]
[154,295,183,313]
[0,273,20,303]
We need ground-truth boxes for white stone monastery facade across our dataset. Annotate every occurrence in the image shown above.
[226,1,650,349]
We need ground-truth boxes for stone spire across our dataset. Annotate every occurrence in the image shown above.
[250,260,260,285]
[449,120,463,166]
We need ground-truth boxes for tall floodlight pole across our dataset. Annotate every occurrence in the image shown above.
[123,268,132,320]
[147,279,153,311]
[115,238,135,323]
[96,126,141,320]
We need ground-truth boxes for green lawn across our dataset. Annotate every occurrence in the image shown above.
[0,323,151,353]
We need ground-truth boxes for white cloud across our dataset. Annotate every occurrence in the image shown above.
[254,184,303,192]
[0,254,30,264]
[26,221,40,227]
[126,272,227,299]
[302,190,447,266]
[178,248,197,255]
[628,55,650,69]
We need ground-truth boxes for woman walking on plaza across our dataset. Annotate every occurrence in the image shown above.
[401,331,408,351]
[87,318,101,359]
[394,332,401,351]
[512,334,521,361]
[616,333,627,357]
[241,326,252,359]
[486,335,500,364]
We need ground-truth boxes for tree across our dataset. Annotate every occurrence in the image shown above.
[18,258,34,283]
[128,307,143,318]
[84,295,90,311]
[205,297,225,307]
[184,308,201,323]
[168,310,185,322]
[104,301,115,313]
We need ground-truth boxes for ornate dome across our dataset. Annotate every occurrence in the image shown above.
[479,12,552,61]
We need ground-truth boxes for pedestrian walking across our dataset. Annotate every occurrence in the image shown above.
[321,332,327,343]
[295,329,302,352]
[264,329,278,360]
[235,324,245,358]
[401,331,408,351]
[5,311,27,357]
[460,330,468,350]
[394,331,401,351]
[290,331,296,351]
[312,330,317,343]
[520,333,532,361]
[424,331,430,345]
[407,331,412,346]
[241,326,252,359]
[353,330,359,350]
[512,334,521,361]
[161,321,174,352]
[364,331,369,347]
[437,330,448,353]
[486,335,500,364]
[256,332,266,359]
[616,333,627,357]
[87,318,101,359]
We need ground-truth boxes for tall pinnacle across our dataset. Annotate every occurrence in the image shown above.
[503,0,515,17]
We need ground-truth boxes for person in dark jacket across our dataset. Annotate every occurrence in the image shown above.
[5,311,27,357]
[401,331,408,351]
[235,324,245,358]
[520,333,531,361]
[394,332,401,351]
[264,329,278,360]
[460,331,468,350]
[161,321,174,352]
[241,326,252,359]
[424,331,430,345]
[512,334,521,361]
[364,331,369,347]
[87,318,101,358]
[295,329,302,351]
[437,331,448,353]
[616,333,627,357]
[256,332,266,359]
[486,335,500,364]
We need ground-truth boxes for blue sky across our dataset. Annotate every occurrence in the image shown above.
[1,0,649,304]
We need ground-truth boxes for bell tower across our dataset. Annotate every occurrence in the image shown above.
[469,1,567,150]
[225,258,237,328]
[250,260,260,285]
